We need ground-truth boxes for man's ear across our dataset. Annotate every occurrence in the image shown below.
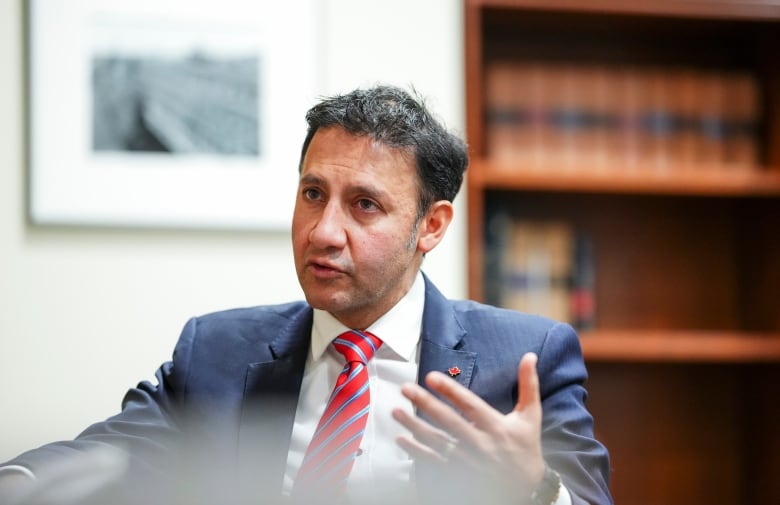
[416,201,454,254]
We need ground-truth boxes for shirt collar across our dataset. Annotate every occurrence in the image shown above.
[311,271,425,362]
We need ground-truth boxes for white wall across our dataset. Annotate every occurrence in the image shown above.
[0,0,465,461]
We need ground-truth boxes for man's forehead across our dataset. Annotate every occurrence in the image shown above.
[310,126,414,163]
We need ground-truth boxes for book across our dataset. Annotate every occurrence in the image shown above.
[723,71,760,167]
[485,62,546,165]
[501,220,573,323]
[484,210,597,330]
[570,231,596,330]
[484,61,762,172]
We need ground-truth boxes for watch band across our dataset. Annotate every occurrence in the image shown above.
[529,466,561,505]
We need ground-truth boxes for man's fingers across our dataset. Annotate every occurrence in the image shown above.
[392,407,456,463]
[395,354,545,483]
[515,352,541,415]
[395,434,449,464]
[421,371,502,429]
[397,382,476,441]
[392,405,450,449]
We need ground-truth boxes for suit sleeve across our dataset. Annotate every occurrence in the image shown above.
[536,322,612,505]
[0,318,200,504]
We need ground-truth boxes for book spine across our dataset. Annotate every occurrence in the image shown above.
[723,71,760,168]
[570,232,596,331]
[697,71,728,166]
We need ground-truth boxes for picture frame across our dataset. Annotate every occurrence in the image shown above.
[27,0,320,230]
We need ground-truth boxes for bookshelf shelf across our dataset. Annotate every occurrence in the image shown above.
[472,0,780,20]
[472,159,780,196]
[580,330,780,362]
[465,1,780,503]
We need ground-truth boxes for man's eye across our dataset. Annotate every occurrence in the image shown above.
[303,188,322,200]
[357,199,379,211]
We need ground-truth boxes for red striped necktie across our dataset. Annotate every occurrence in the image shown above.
[294,330,382,496]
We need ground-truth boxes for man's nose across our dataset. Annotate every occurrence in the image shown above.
[308,202,348,249]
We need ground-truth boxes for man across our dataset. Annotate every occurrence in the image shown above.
[0,85,611,505]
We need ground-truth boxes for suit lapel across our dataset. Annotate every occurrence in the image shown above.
[415,276,477,504]
[418,275,476,390]
[418,342,476,388]
[237,309,312,502]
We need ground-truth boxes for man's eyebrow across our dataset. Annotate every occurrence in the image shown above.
[299,173,388,200]
[299,173,325,186]
[351,183,388,201]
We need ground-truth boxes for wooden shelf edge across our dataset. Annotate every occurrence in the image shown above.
[469,159,780,197]
[579,330,780,363]
[467,0,780,21]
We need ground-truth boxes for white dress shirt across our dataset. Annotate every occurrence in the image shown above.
[281,272,570,504]
[282,272,425,503]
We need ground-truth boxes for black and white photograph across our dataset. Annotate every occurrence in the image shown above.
[91,19,261,157]
[28,0,319,229]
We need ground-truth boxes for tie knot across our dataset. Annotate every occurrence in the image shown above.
[333,330,382,364]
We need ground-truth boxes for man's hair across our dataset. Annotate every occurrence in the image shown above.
[299,85,469,217]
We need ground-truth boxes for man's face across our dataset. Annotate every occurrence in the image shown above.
[292,126,424,329]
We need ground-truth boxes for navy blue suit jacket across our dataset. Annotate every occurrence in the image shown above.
[6,276,611,505]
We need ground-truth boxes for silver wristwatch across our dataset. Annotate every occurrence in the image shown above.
[529,466,561,505]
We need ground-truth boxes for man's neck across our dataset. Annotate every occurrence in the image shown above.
[311,272,425,361]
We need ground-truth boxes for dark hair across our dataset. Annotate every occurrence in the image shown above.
[299,85,468,217]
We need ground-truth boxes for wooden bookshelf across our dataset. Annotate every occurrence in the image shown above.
[465,1,780,504]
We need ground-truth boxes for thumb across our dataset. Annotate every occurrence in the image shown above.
[515,352,541,415]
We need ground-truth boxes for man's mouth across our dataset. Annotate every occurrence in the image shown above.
[307,259,345,278]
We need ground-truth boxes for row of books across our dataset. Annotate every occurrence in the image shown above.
[485,61,762,169]
[484,213,595,331]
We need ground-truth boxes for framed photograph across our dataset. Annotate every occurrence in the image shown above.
[27,0,320,229]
